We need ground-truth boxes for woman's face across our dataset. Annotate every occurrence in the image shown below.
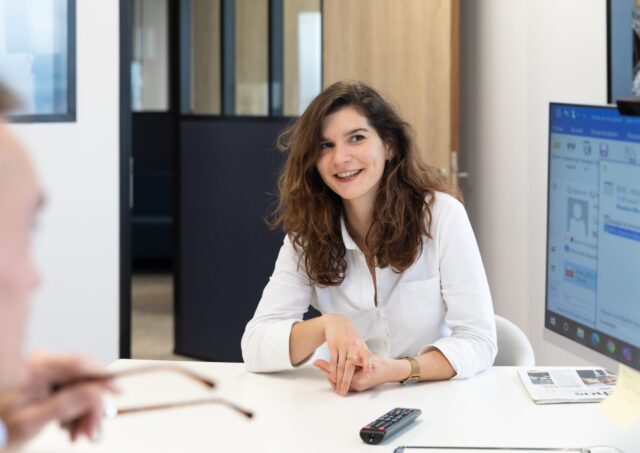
[315,107,390,207]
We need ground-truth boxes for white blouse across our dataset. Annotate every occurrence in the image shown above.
[241,192,497,379]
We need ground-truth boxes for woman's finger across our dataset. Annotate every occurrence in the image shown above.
[338,359,356,395]
[336,347,348,391]
[314,363,334,383]
[314,362,337,391]
[313,359,329,370]
[358,348,373,378]
[328,344,338,383]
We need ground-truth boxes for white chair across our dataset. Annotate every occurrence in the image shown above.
[494,315,535,366]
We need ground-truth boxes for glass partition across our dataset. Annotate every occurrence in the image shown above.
[181,0,321,117]
[132,0,169,112]
[283,0,321,116]
[181,0,221,114]
[235,0,268,116]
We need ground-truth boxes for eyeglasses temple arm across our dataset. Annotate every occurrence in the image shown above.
[110,397,254,419]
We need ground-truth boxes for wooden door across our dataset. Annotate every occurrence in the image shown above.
[323,0,459,183]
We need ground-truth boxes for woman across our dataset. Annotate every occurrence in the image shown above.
[241,81,496,396]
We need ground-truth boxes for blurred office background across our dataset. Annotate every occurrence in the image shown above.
[128,0,457,361]
[1,0,615,369]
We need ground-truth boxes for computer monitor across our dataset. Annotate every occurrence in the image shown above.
[546,103,640,372]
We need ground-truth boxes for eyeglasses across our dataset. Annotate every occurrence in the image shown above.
[52,363,254,419]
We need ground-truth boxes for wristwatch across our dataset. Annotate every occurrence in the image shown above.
[399,356,420,385]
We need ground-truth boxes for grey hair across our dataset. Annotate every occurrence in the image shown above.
[0,81,19,115]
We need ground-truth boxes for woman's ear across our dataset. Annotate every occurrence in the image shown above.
[385,145,394,161]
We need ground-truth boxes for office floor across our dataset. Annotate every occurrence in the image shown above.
[131,273,187,361]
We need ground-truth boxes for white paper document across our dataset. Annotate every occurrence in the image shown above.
[518,368,617,404]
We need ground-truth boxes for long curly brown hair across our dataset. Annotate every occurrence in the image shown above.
[271,81,458,286]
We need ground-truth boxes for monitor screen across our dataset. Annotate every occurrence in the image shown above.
[546,103,640,371]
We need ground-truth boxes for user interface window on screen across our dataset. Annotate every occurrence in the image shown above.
[547,104,640,369]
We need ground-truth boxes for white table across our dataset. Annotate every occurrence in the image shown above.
[25,360,639,452]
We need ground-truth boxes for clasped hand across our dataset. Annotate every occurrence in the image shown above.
[313,313,392,396]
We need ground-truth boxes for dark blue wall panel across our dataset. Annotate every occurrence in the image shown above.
[176,118,291,361]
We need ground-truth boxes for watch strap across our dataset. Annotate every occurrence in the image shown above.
[399,356,420,385]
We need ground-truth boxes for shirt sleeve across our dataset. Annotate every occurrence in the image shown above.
[420,194,498,379]
[241,235,315,372]
[0,418,7,448]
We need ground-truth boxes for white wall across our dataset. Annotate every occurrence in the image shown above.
[10,2,120,363]
[461,0,608,365]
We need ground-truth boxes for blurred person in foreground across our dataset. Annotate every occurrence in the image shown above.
[0,82,116,450]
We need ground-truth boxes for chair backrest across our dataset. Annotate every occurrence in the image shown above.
[494,315,535,366]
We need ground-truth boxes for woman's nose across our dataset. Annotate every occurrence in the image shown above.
[332,142,352,163]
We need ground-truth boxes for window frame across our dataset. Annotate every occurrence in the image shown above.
[6,0,77,123]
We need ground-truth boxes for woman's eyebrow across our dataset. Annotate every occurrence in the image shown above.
[342,127,368,137]
[320,127,368,142]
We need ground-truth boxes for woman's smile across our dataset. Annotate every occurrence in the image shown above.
[335,169,364,182]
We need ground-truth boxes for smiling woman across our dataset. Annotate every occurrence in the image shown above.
[241,81,497,396]
[271,81,451,286]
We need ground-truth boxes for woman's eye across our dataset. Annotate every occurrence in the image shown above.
[320,142,332,151]
[350,134,365,143]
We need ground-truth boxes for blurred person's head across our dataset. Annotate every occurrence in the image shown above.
[0,82,42,389]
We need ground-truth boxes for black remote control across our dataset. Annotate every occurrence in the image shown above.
[359,407,422,445]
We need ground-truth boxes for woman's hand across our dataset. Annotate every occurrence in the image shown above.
[318,313,372,396]
[314,354,411,393]
[0,351,118,447]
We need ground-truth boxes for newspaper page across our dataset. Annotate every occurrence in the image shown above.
[518,368,617,404]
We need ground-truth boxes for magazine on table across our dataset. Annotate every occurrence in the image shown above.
[517,367,617,404]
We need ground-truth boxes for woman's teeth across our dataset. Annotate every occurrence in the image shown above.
[336,169,361,178]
